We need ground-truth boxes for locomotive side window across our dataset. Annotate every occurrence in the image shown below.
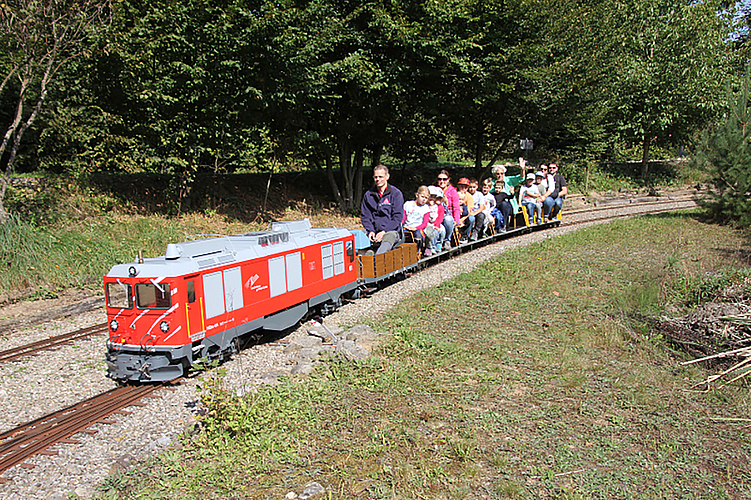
[346,241,354,262]
[187,280,196,303]
[321,244,334,279]
[106,282,132,309]
[135,283,172,309]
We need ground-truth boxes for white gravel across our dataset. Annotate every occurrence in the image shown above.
[0,199,697,499]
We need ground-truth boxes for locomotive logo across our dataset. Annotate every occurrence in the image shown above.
[245,274,259,289]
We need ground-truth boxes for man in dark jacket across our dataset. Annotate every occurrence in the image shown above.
[360,164,404,254]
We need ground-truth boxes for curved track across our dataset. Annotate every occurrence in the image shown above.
[0,195,702,482]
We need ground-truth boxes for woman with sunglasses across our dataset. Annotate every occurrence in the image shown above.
[436,170,460,249]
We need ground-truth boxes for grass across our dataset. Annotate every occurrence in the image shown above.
[0,197,360,298]
[93,211,751,500]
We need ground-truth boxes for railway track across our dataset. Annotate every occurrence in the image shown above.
[0,382,172,483]
[0,196,700,365]
[0,195,701,483]
[566,197,699,225]
[0,322,108,364]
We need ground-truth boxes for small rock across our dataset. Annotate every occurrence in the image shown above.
[343,324,375,340]
[156,436,172,447]
[300,481,325,499]
[297,335,324,348]
[336,340,370,361]
[290,363,314,375]
[73,486,96,499]
[297,346,323,362]
[286,492,298,499]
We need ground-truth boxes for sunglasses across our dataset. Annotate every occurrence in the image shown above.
[437,177,449,181]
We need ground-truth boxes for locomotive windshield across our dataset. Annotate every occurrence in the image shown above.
[135,282,172,309]
[106,282,133,309]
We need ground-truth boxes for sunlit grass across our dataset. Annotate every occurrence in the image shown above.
[93,212,751,500]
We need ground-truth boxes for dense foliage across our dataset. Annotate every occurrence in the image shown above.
[0,0,742,216]
[695,64,751,227]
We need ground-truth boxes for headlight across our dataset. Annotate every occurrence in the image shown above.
[160,321,169,333]
[110,320,119,331]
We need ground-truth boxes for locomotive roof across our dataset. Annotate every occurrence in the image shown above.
[104,219,353,279]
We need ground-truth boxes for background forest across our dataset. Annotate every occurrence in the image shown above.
[0,0,748,222]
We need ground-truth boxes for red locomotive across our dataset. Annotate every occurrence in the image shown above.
[104,219,359,382]
[104,213,556,382]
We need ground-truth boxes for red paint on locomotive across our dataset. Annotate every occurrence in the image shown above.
[104,220,358,382]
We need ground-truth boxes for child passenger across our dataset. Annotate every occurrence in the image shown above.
[403,185,433,255]
[492,179,510,232]
[467,178,486,241]
[480,178,496,236]
[427,186,446,253]
[519,172,543,224]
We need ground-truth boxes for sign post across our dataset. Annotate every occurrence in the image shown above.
[520,138,534,159]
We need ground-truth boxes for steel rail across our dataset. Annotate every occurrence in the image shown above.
[0,323,108,364]
[0,383,167,482]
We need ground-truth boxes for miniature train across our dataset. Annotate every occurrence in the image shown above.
[104,214,560,382]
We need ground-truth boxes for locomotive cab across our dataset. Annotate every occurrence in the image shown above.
[104,276,189,382]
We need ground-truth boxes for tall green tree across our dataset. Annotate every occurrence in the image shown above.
[266,0,452,212]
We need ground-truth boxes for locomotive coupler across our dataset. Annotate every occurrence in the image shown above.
[138,362,152,379]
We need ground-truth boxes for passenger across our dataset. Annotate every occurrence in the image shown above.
[456,177,474,243]
[535,169,547,199]
[480,178,496,236]
[519,172,543,224]
[490,157,527,231]
[403,185,432,256]
[360,164,404,255]
[492,179,510,232]
[490,179,506,232]
[427,186,446,253]
[537,164,549,194]
[542,163,567,220]
[467,178,486,241]
[436,170,460,249]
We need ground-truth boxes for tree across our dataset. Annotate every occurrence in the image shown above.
[694,67,751,226]
[0,0,111,222]
[591,0,732,180]
[266,0,448,212]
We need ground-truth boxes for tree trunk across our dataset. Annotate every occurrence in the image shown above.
[0,173,9,223]
[339,142,354,212]
[474,141,484,178]
[323,155,344,210]
[484,137,510,171]
[641,132,650,182]
[354,146,364,212]
[371,145,383,168]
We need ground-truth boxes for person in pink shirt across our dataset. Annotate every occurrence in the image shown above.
[435,170,460,249]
